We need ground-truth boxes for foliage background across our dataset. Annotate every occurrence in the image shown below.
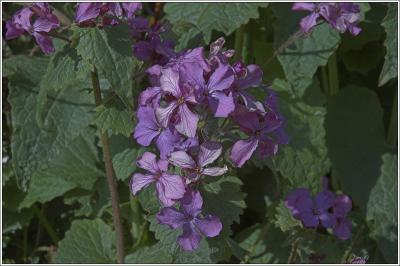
[2,2,398,264]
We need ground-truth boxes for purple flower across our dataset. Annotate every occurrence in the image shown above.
[156,67,199,138]
[75,3,103,24]
[285,188,311,219]
[169,141,228,182]
[293,190,336,228]
[208,37,235,68]
[138,86,162,108]
[229,110,286,167]
[133,35,175,65]
[332,194,352,240]
[157,189,222,251]
[182,63,235,117]
[130,152,185,206]
[134,106,180,159]
[170,47,210,72]
[5,4,59,54]
[350,256,367,264]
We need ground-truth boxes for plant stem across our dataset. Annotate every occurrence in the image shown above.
[287,238,299,264]
[387,91,397,146]
[327,52,339,96]
[46,31,71,43]
[91,68,125,264]
[234,25,245,61]
[341,224,365,263]
[32,205,59,244]
[23,226,28,263]
[321,66,329,95]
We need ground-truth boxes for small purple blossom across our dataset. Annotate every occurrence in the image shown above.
[130,152,185,206]
[157,189,222,251]
[169,141,228,182]
[332,194,352,240]
[5,3,59,54]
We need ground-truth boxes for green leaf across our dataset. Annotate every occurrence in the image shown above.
[165,3,267,49]
[3,55,49,85]
[55,219,115,263]
[125,242,173,263]
[271,79,330,192]
[75,24,141,99]
[379,4,398,86]
[274,202,301,232]
[326,86,387,210]
[272,3,341,96]
[366,153,398,263]
[112,148,146,181]
[93,105,134,137]
[7,59,94,190]
[19,130,104,208]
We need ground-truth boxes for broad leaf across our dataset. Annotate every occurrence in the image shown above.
[165,3,267,49]
[93,105,134,137]
[274,202,301,232]
[55,219,115,263]
[379,4,398,86]
[326,86,387,210]
[112,148,146,181]
[125,242,173,263]
[366,153,398,263]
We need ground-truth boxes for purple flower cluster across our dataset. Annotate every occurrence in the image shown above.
[131,37,288,250]
[285,185,352,240]
[292,2,362,35]
[5,3,60,54]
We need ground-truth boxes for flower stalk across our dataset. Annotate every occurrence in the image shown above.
[91,68,125,263]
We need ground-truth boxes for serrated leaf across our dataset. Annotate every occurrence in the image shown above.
[75,24,141,99]
[274,202,301,232]
[7,58,94,190]
[379,4,398,86]
[125,242,173,263]
[19,130,104,209]
[326,86,387,211]
[271,79,330,192]
[272,3,341,96]
[3,55,49,85]
[165,3,267,49]
[112,148,146,181]
[55,219,115,263]
[93,105,134,137]
[366,153,398,263]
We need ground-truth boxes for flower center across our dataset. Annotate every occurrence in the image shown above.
[178,96,185,105]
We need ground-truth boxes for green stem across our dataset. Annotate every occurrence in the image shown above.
[321,66,330,95]
[341,224,365,263]
[287,238,300,264]
[33,205,60,244]
[327,52,339,96]
[23,226,28,263]
[234,25,245,61]
[91,68,125,264]
[387,91,397,146]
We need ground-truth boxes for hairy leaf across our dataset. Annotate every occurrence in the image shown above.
[93,105,134,137]
[113,148,146,181]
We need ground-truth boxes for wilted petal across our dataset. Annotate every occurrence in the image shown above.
[195,215,222,237]
[156,101,178,128]
[181,189,203,217]
[178,223,202,251]
[207,65,234,92]
[137,152,160,174]
[160,67,181,97]
[130,173,155,195]
[197,141,222,167]
[202,166,228,176]
[159,173,185,200]
[157,207,186,229]
[175,104,199,138]
[169,151,196,169]
[300,12,320,33]
[229,138,259,167]
[33,32,55,54]
[292,3,316,11]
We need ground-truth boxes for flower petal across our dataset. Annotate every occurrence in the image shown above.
[207,64,234,92]
[300,12,320,34]
[178,223,202,251]
[333,194,352,218]
[175,103,199,138]
[156,181,176,206]
[157,207,186,229]
[169,151,196,169]
[229,138,259,167]
[32,32,55,55]
[292,3,316,11]
[198,141,222,167]
[333,218,352,240]
[160,67,181,98]
[136,152,160,174]
[33,16,59,33]
[236,64,262,89]
[139,87,161,107]
[209,91,235,117]
[156,128,180,159]
[75,3,102,23]
[195,215,222,237]
[202,166,228,177]
[319,212,336,228]
[159,173,186,200]
[300,212,319,228]
[5,20,25,40]
[315,190,335,211]
[134,106,160,146]
[130,173,155,195]
[181,189,203,217]
[156,101,178,128]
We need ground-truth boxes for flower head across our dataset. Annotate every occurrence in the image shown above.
[130,152,185,206]
[157,189,222,251]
